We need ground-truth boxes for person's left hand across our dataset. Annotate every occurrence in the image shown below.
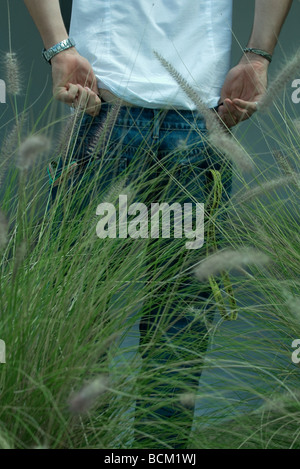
[217,57,268,128]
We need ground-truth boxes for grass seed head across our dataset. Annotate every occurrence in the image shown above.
[4,52,21,96]
[208,131,254,173]
[258,48,300,112]
[195,247,270,281]
[16,135,51,170]
[0,210,8,249]
[69,374,109,414]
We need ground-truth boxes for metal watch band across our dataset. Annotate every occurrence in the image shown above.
[243,48,272,63]
[42,38,76,64]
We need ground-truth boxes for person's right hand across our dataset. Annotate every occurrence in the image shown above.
[51,48,101,116]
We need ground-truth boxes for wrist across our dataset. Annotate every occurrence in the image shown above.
[43,38,76,64]
[50,47,79,64]
[239,52,270,67]
[242,47,272,65]
[43,34,69,51]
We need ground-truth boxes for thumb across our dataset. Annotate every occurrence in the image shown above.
[232,98,258,112]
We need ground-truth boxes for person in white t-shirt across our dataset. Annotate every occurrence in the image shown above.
[24,0,292,125]
[24,0,292,449]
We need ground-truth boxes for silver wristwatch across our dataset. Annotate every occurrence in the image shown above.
[42,38,76,64]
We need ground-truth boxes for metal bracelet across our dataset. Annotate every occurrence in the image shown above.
[42,38,76,64]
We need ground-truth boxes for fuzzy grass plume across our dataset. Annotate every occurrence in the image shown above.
[194,247,270,281]
[54,112,82,160]
[12,240,27,281]
[257,47,300,112]
[4,52,21,96]
[208,131,255,173]
[0,114,27,188]
[238,174,299,203]
[87,102,121,159]
[68,375,109,414]
[273,150,300,189]
[153,50,221,132]
[273,150,295,177]
[153,50,254,172]
[293,118,300,134]
[16,134,51,170]
[179,393,196,409]
[0,210,8,249]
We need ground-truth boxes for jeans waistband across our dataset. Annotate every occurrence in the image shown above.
[101,95,220,112]
[99,97,220,129]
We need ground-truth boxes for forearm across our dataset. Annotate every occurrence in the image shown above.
[219,0,292,125]
[23,0,69,49]
[23,0,101,116]
[247,0,292,54]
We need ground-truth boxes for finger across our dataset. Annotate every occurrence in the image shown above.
[217,104,231,127]
[67,83,80,102]
[218,103,238,128]
[220,110,250,127]
[232,98,258,114]
[220,98,254,125]
[75,85,89,109]
[223,98,240,116]
[75,85,102,116]
[84,87,101,116]
[54,83,79,105]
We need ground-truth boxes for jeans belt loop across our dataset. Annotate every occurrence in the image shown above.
[152,109,161,139]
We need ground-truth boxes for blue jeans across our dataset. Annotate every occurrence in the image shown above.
[51,102,232,448]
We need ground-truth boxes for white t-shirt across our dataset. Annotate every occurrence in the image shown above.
[69,0,233,109]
